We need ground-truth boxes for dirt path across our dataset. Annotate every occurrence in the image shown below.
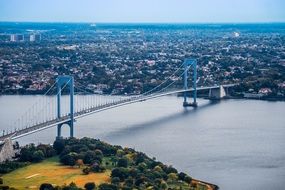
[25,173,40,179]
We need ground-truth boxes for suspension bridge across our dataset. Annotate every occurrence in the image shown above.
[0,59,236,142]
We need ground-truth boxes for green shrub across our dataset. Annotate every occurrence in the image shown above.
[82,167,90,175]
[84,182,96,190]
[0,161,29,174]
[98,183,118,190]
[40,183,54,190]
[32,150,45,162]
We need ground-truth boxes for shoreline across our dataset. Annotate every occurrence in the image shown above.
[0,93,284,102]
[192,179,219,190]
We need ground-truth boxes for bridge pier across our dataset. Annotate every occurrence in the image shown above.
[56,76,74,139]
[0,138,15,162]
[57,124,62,139]
[208,85,226,100]
[57,121,74,139]
[183,59,198,107]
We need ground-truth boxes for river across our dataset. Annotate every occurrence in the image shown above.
[0,95,284,190]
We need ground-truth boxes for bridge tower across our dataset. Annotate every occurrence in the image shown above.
[56,76,74,139]
[183,59,198,107]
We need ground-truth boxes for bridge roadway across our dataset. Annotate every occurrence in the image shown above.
[0,84,235,141]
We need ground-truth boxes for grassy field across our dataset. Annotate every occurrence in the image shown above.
[1,157,110,189]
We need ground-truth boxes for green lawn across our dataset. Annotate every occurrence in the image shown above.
[1,157,110,189]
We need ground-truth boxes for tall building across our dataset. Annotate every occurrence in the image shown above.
[10,34,24,42]
[30,34,41,42]
[10,34,17,42]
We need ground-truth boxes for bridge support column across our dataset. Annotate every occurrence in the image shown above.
[57,124,63,139]
[0,138,15,163]
[183,59,198,107]
[56,76,74,139]
[209,85,226,100]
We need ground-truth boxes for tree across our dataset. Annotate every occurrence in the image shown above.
[0,161,28,174]
[83,151,97,164]
[62,182,79,190]
[76,159,84,168]
[117,158,128,168]
[44,145,56,157]
[98,183,118,190]
[116,149,124,157]
[164,166,177,174]
[134,177,145,187]
[53,139,65,154]
[32,150,45,162]
[14,141,20,149]
[160,180,168,189]
[109,156,118,166]
[82,167,91,175]
[111,177,120,185]
[84,182,96,190]
[60,153,78,166]
[124,177,134,187]
[37,144,48,156]
[134,152,145,164]
[91,162,100,172]
[90,162,105,173]
[128,168,138,178]
[167,173,178,181]
[19,145,34,161]
[0,186,9,190]
[138,162,147,171]
[184,175,192,184]
[178,172,187,181]
[94,149,103,157]
[40,183,54,190]
[153,165,163,173]
[111,168,129,181]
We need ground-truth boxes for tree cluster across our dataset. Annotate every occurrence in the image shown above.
[0,143,55,174]
[1,137,195,190]
[53,138,193,189]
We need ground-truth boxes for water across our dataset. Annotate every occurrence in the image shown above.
[0,95,285,190]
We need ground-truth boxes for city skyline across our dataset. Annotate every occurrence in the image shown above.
[0,0,285,23]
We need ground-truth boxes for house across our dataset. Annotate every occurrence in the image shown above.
[258,88,272,95]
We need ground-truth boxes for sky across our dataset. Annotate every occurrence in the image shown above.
[0,0,285,23]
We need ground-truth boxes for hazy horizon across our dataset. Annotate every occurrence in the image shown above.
[1,0,285,23]
[1,21,285,24]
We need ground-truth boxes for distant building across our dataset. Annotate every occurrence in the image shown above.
[30,34,41,42]
[10,34,16,42]
[258,88,272,95]
[233,32,240,38]
[10,34,24,42]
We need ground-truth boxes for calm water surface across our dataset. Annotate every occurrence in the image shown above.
[0,95,284,190]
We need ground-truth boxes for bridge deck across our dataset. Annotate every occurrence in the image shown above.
[0,84,236,141]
